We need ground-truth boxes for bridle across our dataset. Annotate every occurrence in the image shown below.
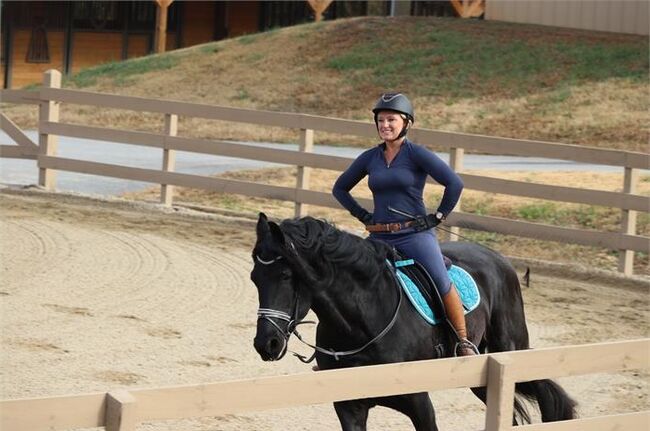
[255,252,403,363]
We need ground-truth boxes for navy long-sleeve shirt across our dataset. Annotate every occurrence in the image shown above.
[332,139,463,224]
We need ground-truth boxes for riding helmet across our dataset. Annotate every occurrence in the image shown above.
[372,92,414,139]
[372,93,415,124]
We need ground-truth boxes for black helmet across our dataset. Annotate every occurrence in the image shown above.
[372,92,414,139]
[372,93,414,123]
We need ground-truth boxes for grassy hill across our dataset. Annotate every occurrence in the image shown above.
[7,16,648,152]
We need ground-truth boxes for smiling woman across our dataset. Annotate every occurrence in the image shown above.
[332,92,476,355]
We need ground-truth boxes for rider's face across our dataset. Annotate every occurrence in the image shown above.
[376,111,406,143]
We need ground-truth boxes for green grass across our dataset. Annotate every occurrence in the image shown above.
[232,87,251,101]
[464,198,494,216]
[67,54,179,88]
[517,202,558,222]
[199,44,221,55]
[238,34,260,45]
[325,20,648,98]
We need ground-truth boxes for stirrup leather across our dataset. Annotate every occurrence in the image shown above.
[454,338,479,356]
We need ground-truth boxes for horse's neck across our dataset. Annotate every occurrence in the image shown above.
[310,268,397,338]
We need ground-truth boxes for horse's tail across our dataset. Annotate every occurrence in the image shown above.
[480,251,577,424]
[513,379,577,424]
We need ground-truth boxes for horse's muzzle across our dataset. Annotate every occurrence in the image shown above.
[254,324,287,361]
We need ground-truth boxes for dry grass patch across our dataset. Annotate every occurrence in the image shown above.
[3,17,647,151]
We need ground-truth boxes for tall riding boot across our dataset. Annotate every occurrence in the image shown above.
[441,285,478,356]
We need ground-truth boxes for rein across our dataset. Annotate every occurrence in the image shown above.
[256,255,403,363]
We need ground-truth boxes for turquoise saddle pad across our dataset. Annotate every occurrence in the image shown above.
[393,261,480,326]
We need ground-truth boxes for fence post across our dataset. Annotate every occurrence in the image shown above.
[485,355,515,431]
[447,147,464,242]
[105,390,138,431]
[618,167,638,275]
[294,128,314,218]
[38,70,61,190]
[160,113,178,206]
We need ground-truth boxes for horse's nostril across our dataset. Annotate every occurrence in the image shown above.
[268,338,280,353]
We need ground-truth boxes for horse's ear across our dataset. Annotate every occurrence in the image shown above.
[256,212,270,238]
[268,221,286,246]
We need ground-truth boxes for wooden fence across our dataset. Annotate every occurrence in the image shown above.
[1,71,648,430]
[1,339,648,431]
[0,70,648,277]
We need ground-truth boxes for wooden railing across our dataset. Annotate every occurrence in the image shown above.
[1,339,647,431]
[1,70,648,274]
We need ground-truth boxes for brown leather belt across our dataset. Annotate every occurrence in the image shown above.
[365,221,416,233]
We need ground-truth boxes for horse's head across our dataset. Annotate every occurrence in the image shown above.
[251,213,312,361]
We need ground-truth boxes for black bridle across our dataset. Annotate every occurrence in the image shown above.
[255,253,403,363]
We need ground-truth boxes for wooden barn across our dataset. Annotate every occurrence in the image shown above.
[4,0,643,89]
[1,0,397,89]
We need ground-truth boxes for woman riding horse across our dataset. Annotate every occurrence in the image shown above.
[332,92,476,356]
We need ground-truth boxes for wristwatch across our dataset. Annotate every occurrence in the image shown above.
[434,211,445,222]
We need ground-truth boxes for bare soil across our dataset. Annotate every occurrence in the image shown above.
[1,188,647,430]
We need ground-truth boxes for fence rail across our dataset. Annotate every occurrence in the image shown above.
[37,121,650,212]
[1,339,647,431]
[35,86,650,168]
[1,69,648,277]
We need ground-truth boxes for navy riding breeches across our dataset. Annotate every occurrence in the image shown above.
[370,228,451,296]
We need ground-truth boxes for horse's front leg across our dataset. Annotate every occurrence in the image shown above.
[378,393,438,431]
[333,400,370,431]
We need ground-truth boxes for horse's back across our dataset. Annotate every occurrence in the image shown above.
[440,241,523,311]
[440,241,516,276]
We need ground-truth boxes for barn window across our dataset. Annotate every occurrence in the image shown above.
[26,25,50,63]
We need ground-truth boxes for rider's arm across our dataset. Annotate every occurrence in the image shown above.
[413,144,464,217]
[332,151,372,222]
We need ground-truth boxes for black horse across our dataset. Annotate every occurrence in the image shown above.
[251,213,576,430]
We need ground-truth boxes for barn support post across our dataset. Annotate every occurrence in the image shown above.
[485,355,515,431]
[38,70,61,190]
[154,0,174,53]
[618,167,639,275]
[447,147,464,242]
[105,390,138,431]
[307,0,333,22]
[161,113,178,206]
[294,128,314,218]
[450,0,485,18]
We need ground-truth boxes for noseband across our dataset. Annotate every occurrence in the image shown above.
[255,251,403,363]
[257,297,300,361]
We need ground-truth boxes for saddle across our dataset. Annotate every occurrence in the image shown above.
[389,252,481,328]
[394,254,449,322]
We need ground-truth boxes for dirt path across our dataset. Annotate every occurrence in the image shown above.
[0,188,647,430]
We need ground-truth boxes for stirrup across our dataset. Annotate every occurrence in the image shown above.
[454,338,479,357]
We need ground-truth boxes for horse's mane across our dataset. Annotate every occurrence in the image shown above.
[279,217,392,281]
